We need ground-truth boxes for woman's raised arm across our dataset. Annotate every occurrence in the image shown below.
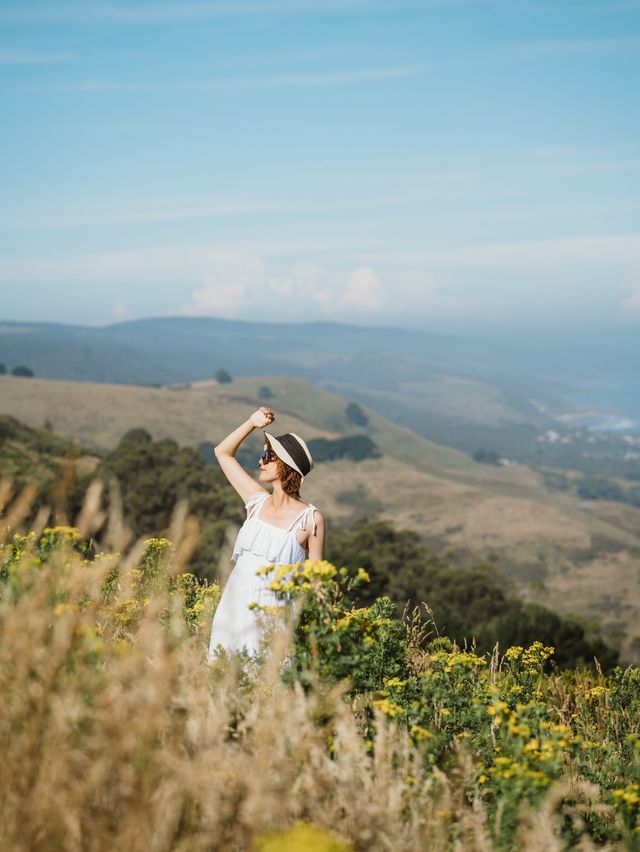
[214,407,274,504]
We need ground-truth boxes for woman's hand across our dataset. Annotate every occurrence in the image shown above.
[250,407,275,429]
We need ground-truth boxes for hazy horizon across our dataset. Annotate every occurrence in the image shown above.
[3,312,640,342]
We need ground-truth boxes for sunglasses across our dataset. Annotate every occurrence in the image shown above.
[259,448,277,464]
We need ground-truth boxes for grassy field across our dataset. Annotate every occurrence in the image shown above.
[1,373,640,661]
[1,523,639,850]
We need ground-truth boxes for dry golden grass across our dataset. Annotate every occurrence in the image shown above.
[312,456,590,552]
[581,501,640,539]
[526,548,640,663]
[0,519,485,849]
[0,496,620,852]
[0,375,337,453]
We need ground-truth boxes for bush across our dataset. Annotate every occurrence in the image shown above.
[11,365,34,377]
[325,519,618,671]
[262,561,408,693]
[215,368,232,384]
[578,476,640,507]
[69,433,243,580]
[0,414,73,457]
[473,448,502,466]
[198,441,217,465]
[307,435,381,463]
[345,401,369,427]
[120,427,153,445]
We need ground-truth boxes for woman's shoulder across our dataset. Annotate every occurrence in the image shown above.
[302,502,324,523]
[296,499,321,513]
[289,500,323,526]
[244,490,269,510]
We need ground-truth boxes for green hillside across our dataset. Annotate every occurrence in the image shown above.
[1,373,640,661]
[0,374,472,469]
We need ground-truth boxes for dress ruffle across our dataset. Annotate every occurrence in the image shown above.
[231,517,307,566]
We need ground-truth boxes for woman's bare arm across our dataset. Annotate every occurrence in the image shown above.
[307,511,325,561]
[214,407,274,504]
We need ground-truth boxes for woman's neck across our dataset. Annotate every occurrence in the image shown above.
[269,482,299,508]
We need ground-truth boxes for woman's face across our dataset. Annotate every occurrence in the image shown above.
[258,446,280,483]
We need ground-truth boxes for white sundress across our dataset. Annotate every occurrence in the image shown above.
[207,492,318,660]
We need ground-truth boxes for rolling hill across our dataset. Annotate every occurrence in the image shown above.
[1,372,640,661]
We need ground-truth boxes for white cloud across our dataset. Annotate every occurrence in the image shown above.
[343,266,381,312]
[0,186,457,230]
[52,64,427,93]
[177,257,379,321]
[112,301,134,321]
[177,256,456,323]
[178,252,267,318]
[0,197,291,229]
[3,232,640,326]
[4,234,640,285]
[227,65,428,88]
[0,48,72,65]
[357,233,640,271]
[268,263,324,298]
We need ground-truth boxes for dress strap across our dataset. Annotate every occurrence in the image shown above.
[286,503,318,536]
[245,491,268,518]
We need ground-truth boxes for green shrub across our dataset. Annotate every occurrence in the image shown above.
[307,435,381,463]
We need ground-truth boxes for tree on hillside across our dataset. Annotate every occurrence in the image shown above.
[0,414,73,460]
[198,441,217,466]
[214,368,232,384]
[120,427,153,445]
[479,603,618,670]
[0,363,5,375]
[325,519,618,670]
[308,435,381,463]
[71,433,243,580]
[577,476,625,502]
[346,401,369,427]
[258,385,274,401]
[12,366,34,377]
[473,449,501,466]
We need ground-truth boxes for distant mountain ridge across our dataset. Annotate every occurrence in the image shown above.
[0,316,492,385]
[2,316,639,471]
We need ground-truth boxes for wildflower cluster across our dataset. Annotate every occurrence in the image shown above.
[259,561,638,846]
[0,527,220,651]
[358,633,639,847]
[502,641,554,699]
[255,559,406,692]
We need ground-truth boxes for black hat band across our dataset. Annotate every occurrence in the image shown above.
[276,433,312,476]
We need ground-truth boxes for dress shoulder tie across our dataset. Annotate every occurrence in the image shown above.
[287,504,318,537]
[245,491,268,518]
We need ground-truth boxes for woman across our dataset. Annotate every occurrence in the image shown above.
[208,406,325,660]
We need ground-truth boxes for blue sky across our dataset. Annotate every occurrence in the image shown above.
[1,0,639,330]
